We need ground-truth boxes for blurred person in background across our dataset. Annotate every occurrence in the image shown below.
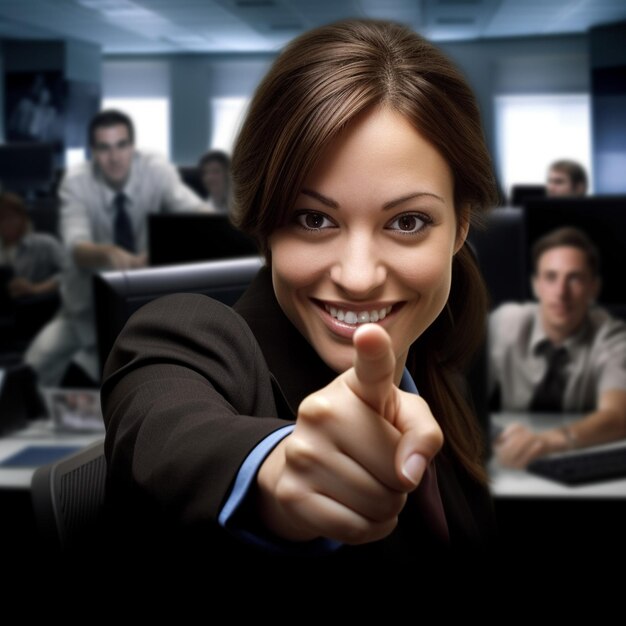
[198,149,231,213]
[546,159,587,197]
[24,109,210,387]
[0,191,65,300]
[490,227,626,467]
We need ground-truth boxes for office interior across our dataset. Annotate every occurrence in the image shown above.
[1,1,626,561]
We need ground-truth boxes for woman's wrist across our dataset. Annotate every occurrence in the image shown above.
[255,438,318,543]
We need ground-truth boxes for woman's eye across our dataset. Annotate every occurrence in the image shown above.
[385,213,429,234]
[294,211,336,231]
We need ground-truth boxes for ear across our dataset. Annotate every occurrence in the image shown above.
[454,204,470,255]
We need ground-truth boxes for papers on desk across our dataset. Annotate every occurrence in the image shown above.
[43,388,104,433]
[0,445,81,468]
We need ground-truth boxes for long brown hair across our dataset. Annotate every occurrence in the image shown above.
[232,19,499,483]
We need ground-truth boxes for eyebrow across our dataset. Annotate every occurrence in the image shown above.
[300,189,445,210]
[95,139,131,150]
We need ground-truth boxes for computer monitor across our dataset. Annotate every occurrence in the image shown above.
[468,207,527,309]
[0,142,55,195]
[93,256,264,375]
[523,196,626,309]
[509,184,546,206]
[148,213,259,267]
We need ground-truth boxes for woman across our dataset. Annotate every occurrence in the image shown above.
[102,19,498,562]
[197,149,231,212]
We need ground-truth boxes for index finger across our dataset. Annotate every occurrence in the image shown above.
[344,323,396,416]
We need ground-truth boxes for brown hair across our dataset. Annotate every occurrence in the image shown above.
[532,226,600,276]
[232,19,499,483]
[89,109,134,147]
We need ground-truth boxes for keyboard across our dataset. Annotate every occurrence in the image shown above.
[527,446,626,486]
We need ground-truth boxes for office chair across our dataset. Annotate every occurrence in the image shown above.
[93,256,264,374]
[30,439,106,552]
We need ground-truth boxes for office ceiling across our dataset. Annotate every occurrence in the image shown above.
[0,0,625,55]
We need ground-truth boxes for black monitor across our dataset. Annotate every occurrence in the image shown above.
[468,207,527,309]
[0,142,55,195]
[509,184,546,207]
[523,196,626,309]
[93,256,264,375]
[148,213,259,267]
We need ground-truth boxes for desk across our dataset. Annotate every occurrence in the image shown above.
[0,418,103,489]
[489,412,626,498]
[489,412,626,554]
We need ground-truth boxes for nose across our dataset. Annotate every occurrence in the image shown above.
[555,276,569,300]
[329,231,387,298]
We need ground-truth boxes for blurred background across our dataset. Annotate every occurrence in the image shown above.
[1,0,625,196]
[1,1,626,563]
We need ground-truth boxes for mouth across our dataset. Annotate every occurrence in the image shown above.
[312,298,404,338]
[324,303,393,324]
[551,303,572,315]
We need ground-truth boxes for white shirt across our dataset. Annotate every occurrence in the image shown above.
[489,302,626,412]
[59,151,210,337]
[60,151,208,254]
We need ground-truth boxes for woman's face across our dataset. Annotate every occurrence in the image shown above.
[269,106,467,383]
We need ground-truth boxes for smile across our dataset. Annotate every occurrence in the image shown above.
[324,303,392,325]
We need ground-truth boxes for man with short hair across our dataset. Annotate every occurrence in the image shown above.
[0,191,65,299]
[546,159,588,197]
[25,109,210,386]
[489,227,626,467]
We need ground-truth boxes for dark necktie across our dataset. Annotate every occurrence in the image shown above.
[113,192,135,253]
[530,343,568,412]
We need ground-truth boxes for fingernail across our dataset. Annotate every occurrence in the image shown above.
[402,453,427,486]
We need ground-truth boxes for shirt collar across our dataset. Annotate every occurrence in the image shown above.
[95,153,138,213]
[530,304,592,356]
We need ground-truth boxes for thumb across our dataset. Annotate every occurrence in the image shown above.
[344,323,396,417]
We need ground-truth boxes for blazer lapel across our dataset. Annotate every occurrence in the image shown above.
[234,266,338,416]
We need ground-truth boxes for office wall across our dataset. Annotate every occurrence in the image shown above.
[0,45,4,140]
[590,21,626,193]
[102,34,588,167]
[441,35,589,186]
[103,54,272,164]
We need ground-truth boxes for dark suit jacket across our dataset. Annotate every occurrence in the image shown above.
[101,267,496,563]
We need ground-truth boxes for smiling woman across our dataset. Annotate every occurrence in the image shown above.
[269,106,464,381]
[101,18,500,565]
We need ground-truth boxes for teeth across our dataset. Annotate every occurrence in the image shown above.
[324,304,393,325]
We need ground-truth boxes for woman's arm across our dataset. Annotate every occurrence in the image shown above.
[101,293,290,524]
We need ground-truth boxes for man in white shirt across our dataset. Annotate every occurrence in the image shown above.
[489,227,626,467]
[25,109,210,386]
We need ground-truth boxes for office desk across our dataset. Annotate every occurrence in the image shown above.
[489,412,626,554]
[0,419,103,490]
[489,412,626,498]
[0,419,103,560]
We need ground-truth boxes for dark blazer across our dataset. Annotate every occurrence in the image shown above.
[101,267,496,563]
